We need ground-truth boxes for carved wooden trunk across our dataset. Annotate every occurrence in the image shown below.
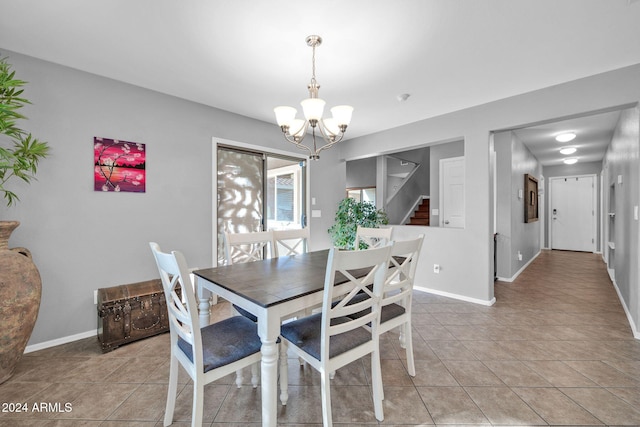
[97,279,172,352]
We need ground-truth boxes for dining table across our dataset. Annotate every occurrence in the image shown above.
[193,248,361,427]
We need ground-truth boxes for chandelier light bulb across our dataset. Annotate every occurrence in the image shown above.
[274,106,297,127]
[273,35,353,160]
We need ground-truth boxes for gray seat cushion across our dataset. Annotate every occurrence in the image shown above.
[178,315,261,373]
[233,304,258,322]
[344,292,406,323]
[280,312,371,361]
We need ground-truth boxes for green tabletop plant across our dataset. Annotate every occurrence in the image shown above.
[328,196,388,250]
[0,55,49,207]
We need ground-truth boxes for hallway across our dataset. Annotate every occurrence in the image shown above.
[1,249,639,426]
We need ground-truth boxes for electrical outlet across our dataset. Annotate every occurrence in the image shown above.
[433,264,440,274]
[517,251,523,261]
[93,290,98,305]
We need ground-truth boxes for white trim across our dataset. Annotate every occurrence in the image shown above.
[25,329,96,353]
[495,249,541,282]
[610,275,640,340]
[414,285,496,306]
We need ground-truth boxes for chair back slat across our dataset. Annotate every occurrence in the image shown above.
[149,242,202,362]
[382,235,424,309]
[224,230,275,265]
[273,227,310,257]
[354,226,393,250]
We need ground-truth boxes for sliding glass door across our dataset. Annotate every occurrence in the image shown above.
[216,145,306,265]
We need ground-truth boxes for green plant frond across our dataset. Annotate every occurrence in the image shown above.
[0,55,49,207]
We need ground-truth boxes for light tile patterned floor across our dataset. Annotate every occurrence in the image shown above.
[1,249,640,426]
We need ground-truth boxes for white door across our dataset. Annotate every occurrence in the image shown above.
[550,175,595,252]
[440,156,465,228]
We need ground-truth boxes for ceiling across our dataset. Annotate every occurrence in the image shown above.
[1,0,639,165]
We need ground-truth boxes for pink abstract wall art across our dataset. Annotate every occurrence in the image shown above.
[94,137,146,192]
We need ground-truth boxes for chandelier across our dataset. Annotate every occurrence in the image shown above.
[274,35,353,160]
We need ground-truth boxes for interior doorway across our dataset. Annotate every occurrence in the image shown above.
[549,175,596,252]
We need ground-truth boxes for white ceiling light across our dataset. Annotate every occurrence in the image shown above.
[274,35,353,161]
[555,132,576,142]
[563,157,578,165]
[559,147,577,155]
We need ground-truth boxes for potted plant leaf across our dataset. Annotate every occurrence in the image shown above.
[0,54,49,383]
[328,197,389,250]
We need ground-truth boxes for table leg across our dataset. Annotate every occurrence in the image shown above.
[260,338,279,427]
[195,276,211,326]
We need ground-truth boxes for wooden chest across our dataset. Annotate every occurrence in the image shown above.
[97,279,172,352]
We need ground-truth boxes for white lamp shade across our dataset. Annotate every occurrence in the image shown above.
[331,105,353,126]
[274,106,297,127]
[322,118,340,136]
[301,98,326,121]
[289,119,306,137]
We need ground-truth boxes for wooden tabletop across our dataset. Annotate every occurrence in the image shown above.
[193,249,333,308]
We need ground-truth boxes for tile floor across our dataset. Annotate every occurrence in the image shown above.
[2,249,640,426]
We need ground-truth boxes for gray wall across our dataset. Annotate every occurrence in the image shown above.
[341,63,640,308]
[429,140,464,227]
[345,157,376,189]
[603,106,640,335]
[0,50,344,347]
[494,131,542,280]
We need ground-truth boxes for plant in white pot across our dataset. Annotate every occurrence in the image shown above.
[0,55,49,383]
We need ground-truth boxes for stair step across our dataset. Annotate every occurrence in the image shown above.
[409,218,430,225]
[413,211,430,218]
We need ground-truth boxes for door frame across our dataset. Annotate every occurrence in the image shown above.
[212,137,309,265]
[547,173,597,253]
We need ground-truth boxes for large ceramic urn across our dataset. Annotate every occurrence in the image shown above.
[0,221,42,384]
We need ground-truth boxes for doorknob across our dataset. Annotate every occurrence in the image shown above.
[444,220,450,224]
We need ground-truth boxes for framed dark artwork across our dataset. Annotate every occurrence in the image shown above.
[524,173,538,223]
[94,137,146,192]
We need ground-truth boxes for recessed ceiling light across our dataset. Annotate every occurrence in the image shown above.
[563,158,578,165]
[559,147,577,155]
[556,132,576,142]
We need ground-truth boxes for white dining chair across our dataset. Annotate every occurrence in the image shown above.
[354,225,393,250]
[223,230,275,265]
[272,227,310,257]
[279,244,392,427]
[347,234,424,377]
[149,242,262,427]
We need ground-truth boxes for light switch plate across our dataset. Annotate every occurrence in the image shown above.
[311,210,321,218]
[432,209,439,216]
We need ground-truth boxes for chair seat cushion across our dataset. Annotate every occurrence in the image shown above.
[233,304,258,322]
[280,312,371,361]
[178,315,261,373]
[344,293,406,323]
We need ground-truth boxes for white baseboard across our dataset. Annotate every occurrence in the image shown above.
[414,285,496,306]
[25,329,96,354]
[609,275,640,340]
[496,250,541,282]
